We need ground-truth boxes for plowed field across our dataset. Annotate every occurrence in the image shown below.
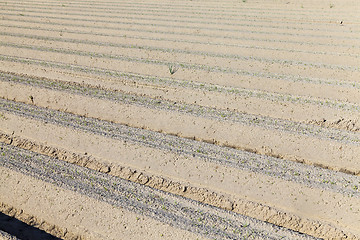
[1,0,360,239]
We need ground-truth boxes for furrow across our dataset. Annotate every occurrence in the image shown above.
[1,4,360,36]
[8,0,358,13]
[2,10,360,49]
[2,17,359,59]
[2,1,359,18]
[1,98,360,196]
[2,3,359,23]
[3,21,360,61]
[1,100,359,239]
[2,50,360,109]
[2,73,360,174]
[2,39,359,86]
[2,0,359,238]
[2,72,360,140]
[0,7,359,44]
[0,143,321,240]
[3,4,359,35]
[1,32,359,87]
[2,27,360,71]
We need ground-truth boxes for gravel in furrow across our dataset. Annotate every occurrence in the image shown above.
[2,72,360,145]
[0,142,318,240]
[2,11,359,49]
[1,98,360,197]
[2,31,359,71]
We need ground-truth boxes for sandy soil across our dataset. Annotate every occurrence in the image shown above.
[0,0,360,239]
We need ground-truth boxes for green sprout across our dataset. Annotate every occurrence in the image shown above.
[168,65,179,75]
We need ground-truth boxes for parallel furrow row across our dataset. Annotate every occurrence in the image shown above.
[2,29,359,71]
[0,142,321,240]
[2,8,360,42]
[2,3,359,22]
[1,98,360,196]
[1,4,359,31]
[3,21,360,59]
[2,1,358,17]
[1,0,360,239]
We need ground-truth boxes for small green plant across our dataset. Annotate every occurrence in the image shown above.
[242,0,247,2]
[168,65,178,75]
[329,3,334,8]
[0,113,7,120]
[242,223,249,227]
